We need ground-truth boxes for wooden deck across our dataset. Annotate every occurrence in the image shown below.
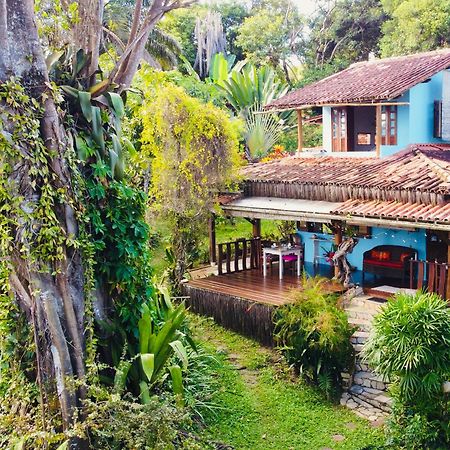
[186,269,344,306]
[183,269,345,345]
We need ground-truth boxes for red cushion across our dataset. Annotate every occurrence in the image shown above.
[400,252,412,262]
[364,259,403,269]
[282,255,298,262]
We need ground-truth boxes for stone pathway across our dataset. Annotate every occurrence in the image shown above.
[341,292,391,422]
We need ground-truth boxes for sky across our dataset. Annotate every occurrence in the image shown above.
[293,0,320,17]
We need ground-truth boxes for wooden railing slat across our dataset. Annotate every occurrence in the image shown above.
[438,264,447,298]
[234,241,240,272]
[216,238,262,275]
[226,243,231,274]
[417,261,424,290]
[218,244,223,275]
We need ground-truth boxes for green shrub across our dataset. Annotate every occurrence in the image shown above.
[363,291,450,448]
[273,276,355,398]
[86,391,196,450]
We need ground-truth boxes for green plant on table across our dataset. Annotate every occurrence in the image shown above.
[363,291,450,449]
[273,275,355,399]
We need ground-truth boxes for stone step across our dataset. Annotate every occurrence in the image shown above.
[355,361,371,372]
[340,392,388,422]
[345,306,378,322]
[353,343,365,353]
[350,330,370,345]
[353,370,388,390]
[348,317,372,332]
[349,385,392,412]
[347,296,385,312]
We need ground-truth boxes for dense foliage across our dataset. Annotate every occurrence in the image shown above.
[274,276,355,398]
[137,79,240,290]
[380,0,450,56]
[363,292,450,449]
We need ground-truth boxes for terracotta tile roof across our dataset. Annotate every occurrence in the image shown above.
[266,49,450,110]
[242,144,450,205]
[332,199,450,224]
[217,192,243,205]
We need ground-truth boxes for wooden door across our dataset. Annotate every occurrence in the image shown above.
[332,107,348,152]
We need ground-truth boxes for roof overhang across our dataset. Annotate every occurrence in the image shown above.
[221,197,450,232]
[262,101,409,113]
[222,197,343,222]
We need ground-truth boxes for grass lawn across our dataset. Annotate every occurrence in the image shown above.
[190,314,384,450]
[148,217,282,276]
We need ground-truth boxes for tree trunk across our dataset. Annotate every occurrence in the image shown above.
[72,0,104,83]
[1,0,86,437]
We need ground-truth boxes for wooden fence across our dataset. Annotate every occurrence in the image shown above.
[217,237,261,275]
[409,260,449,300]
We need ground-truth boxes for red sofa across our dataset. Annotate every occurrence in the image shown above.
[362,245,417,283]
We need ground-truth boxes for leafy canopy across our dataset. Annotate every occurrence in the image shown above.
[380,0,450,56]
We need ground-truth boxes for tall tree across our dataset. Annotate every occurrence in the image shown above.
[235,0,303,74]
[302,0,387,83]
[0,0,193,442]
[380,0,450,56]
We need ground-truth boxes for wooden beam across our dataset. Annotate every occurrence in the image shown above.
[296,109,303,155]
[375,104,382,157]
[208,213,216,264]
[256,102,409,114]
[223,206,450,232]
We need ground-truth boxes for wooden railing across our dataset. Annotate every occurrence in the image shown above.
[217,238,262,275]
[409,260,449,300]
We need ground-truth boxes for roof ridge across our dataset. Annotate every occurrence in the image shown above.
[413,145,450,184]
[349,47,450,68]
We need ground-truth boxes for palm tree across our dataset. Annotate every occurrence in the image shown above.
[103,0,182,70]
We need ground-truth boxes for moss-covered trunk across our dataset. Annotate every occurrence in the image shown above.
[0,0,87,437]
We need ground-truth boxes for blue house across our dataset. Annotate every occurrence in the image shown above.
[215,49,450,297]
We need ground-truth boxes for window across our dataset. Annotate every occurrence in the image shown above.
[434,100,442,138]
[381,105,397,145]
[331,107,348,151]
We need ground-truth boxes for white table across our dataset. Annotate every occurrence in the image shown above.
[263,246,303,279]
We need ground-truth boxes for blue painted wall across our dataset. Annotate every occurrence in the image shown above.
[297,226,426,270]
[322,70,450,157]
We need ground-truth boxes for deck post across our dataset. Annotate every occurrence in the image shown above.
[333,221,343,277]
[296,109,303,155]
[375,104,382,157]
[252,218,261,238]
[208,213,216,264]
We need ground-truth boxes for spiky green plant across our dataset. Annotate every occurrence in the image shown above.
[363,291,450,448]
[363,291,450,404]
